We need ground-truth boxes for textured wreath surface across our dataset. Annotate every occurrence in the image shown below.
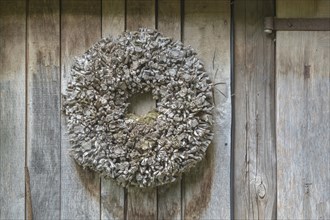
[63,28,214,187]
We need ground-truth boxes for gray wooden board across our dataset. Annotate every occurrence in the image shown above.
[126,0,157,219]
[276,31,330,220]
[233,0,277,219]
[102,0,126,38]
[183,0,231,219]
[60,0,102,219]
[101,0,125,219]
[158,0,181,40]
[27,0,61,219]
[276,1,330,219]
[157,1,182,219]
[0,0,26,219]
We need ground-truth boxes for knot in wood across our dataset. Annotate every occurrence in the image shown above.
[257,183,266,199]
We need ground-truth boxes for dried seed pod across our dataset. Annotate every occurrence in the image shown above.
[62,28,214,188]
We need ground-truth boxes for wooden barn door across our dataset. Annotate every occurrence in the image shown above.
[276,1,330,219]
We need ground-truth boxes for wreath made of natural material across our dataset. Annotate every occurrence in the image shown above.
[62,28,214,187]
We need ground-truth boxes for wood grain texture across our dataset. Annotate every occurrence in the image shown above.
[157,182,181,220]
[276,31,330,220]
[126,0,155,31]
[183,0,231,219]
[101,180,125,220]
[0,1,26,219]
[26,0,61,219]
[156,1,182,219]
[101,0,125,219]
[276,1,330,219]
[102,0,125,37]
[158,0,181,40]
[233,0,276,219]
[127,188,157,220]
[277,0,330,18]
[60,1,101,219]
[126,0,157,219]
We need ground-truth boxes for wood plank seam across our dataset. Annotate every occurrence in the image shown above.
[59,0,62,218]
[25,0,29,218]
[230,0,235,219]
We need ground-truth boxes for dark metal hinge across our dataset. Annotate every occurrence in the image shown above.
[264,17,330,33]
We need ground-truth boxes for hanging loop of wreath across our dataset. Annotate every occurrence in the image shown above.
[62,28,214,188]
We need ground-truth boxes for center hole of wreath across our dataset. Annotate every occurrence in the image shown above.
[127,92,156,116]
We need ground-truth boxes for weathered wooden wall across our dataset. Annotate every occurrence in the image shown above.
[1,0,329,219]
[0,0,231,219]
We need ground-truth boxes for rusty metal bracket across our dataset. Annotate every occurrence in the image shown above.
[264,17,330,33]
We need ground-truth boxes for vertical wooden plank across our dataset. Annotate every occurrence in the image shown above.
[276,31,330,220]
[233,0,276,219]
[26,0,60,219]
[157,1,182,219]
[276,1,330,219]
[61,0,101,219]
[0,1,26,219]
[183,0,231,219]
[102,0,125,37]
[233,0,248,218]
[157,182,181,220]
[101,0,125,219]
[126,0,155,30]
[127,189,157,220]
[158,0,181,40]
[126,0,157,219]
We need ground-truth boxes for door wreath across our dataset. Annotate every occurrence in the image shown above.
[63,28,214,187]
